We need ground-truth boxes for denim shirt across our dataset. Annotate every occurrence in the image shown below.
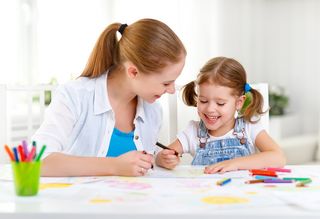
[191,118,254,166]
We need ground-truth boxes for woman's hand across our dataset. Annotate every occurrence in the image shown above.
[155,149,180,170]
[114,151,154,176]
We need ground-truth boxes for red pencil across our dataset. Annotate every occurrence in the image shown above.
[250,169,277,177]
[18,145,26,161]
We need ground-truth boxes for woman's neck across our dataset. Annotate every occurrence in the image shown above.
[107,68,137,109]
[107,68,137,132]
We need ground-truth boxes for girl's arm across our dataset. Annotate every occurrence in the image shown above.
[205,130,286,173]
[41,151,153,177]
[155,139,184,169]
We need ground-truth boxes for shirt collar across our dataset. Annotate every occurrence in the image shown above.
[135,96,146,122]
[94,72,112,115]
[93,70,146,122]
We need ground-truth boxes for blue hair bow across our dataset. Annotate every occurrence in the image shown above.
[244,83,251,93]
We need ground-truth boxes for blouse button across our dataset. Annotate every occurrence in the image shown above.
[135,136,139,140]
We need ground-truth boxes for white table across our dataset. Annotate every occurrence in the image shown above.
[0,165,320,219]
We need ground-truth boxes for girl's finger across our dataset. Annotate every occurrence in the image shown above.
[161,149,176,155]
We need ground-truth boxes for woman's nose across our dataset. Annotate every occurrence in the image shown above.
[166,83,176,94]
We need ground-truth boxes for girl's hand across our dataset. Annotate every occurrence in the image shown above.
[204,159,240,174]
[114,151,154,176]
[155,149,180,170]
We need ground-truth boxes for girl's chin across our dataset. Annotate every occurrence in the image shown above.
[204,122,218,130]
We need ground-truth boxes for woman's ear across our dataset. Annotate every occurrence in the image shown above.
[126,64,139,78]
[236,95,246,110]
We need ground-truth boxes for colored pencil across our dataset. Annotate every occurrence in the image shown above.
[22,140,29,157]
[18,145,26,161]
[4,145,15,161]
[254,175,279,180]
[283,177,311,181]
[156,142,179,156]
[13,147,19,162]
[26,146,36,162]
[250,169,277,177]
[216,178,231,186]
[263,179,293,183]
[266,167,291,173]
[35,145,46,161]
[245,179,264,184]
[296,179,312,187]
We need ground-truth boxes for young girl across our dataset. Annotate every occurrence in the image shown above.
[32,18,186,177]
[156,57,286,173]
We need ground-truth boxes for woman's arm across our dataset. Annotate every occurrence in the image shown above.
[41,151,153,177]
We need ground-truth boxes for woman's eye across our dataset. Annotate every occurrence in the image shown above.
[199,100,208,103]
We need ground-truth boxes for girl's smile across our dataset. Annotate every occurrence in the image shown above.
[197,82,241,136]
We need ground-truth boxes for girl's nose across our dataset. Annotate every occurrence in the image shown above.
[207,102,217,112]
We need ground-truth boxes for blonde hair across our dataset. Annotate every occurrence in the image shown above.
[182,57,265,123]
[81,18,186,78]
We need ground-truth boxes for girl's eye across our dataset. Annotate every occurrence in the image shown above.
[217,103,225,106]
[199,100,208,104]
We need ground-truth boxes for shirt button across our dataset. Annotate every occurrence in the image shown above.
[135,136,139,140]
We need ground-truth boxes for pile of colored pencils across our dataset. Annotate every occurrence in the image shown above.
[4,140,46,162]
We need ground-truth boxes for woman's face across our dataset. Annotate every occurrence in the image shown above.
[133,57,186,103]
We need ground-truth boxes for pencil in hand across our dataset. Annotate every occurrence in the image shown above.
[156,142,180,157]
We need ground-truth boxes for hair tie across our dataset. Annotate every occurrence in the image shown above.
[244,83,251,93]
[118,24,128,35]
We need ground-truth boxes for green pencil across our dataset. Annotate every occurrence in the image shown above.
[35,145,46,161]
[283,177,311,181]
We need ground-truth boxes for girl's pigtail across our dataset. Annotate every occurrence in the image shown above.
[181,81,197,107]
[241,88,265,123]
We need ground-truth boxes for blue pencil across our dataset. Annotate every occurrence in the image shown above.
[216,178,231,186]
[13,147,19,163]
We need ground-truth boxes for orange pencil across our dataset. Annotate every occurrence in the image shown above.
[4,145,15,161]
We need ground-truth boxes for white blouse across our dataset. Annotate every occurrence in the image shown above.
[32,71,162,159]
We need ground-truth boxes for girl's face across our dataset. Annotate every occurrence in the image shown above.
[131,57,185,103]
[197,82,244,137]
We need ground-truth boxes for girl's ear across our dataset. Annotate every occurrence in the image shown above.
[236,95,246,110]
